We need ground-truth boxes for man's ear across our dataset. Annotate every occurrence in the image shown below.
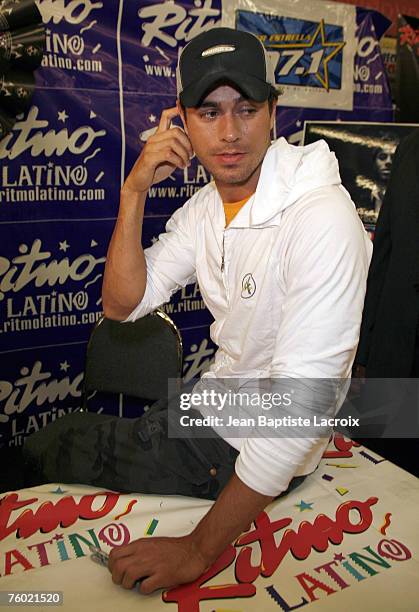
[176,99,188,134]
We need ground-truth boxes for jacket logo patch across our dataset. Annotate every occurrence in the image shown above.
[241,273,256,299]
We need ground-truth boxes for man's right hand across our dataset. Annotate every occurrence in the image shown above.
[122,106,194,194]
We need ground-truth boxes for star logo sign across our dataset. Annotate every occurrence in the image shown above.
[268,19,345,92]
[241,273,256,299]
[307,20,345,90]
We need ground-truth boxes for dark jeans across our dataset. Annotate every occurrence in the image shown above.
[1,395,306,499]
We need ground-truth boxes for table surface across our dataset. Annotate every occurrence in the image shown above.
[1,434,418,612]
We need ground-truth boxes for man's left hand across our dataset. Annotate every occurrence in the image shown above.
[108,535,210,595]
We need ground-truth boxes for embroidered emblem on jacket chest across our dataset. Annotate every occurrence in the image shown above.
[241,273,256,298]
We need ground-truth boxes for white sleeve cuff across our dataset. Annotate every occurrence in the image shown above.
[235,436,319,497]
[121,279,157,323]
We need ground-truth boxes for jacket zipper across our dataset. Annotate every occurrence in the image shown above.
[221,232,225,272]
[220,230,231,306]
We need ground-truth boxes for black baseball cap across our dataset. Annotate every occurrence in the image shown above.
[176,27,278,107]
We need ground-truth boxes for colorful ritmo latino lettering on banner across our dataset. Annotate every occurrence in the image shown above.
[0,489,413,611]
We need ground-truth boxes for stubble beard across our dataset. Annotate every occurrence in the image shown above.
[206,144,269,188]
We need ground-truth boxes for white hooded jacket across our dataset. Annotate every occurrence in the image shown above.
[126,137,373,496]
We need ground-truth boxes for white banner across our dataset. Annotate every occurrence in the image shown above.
[222,0,356,110]
[1,436,419,610]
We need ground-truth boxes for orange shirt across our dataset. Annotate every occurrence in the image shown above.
[223,196,252,227]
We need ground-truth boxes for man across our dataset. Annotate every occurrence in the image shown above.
[355,130,419,378]
[9,28,371,594]
[355,132,398,215]
[354,129,419,475]
[100,26,371,592]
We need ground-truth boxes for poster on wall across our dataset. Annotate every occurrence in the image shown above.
[303,121,419,235]
[222,0,357,110]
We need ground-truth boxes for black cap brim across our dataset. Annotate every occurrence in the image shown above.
[179,69,271,107]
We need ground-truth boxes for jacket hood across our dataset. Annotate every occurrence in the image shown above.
[232,137,342,227]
